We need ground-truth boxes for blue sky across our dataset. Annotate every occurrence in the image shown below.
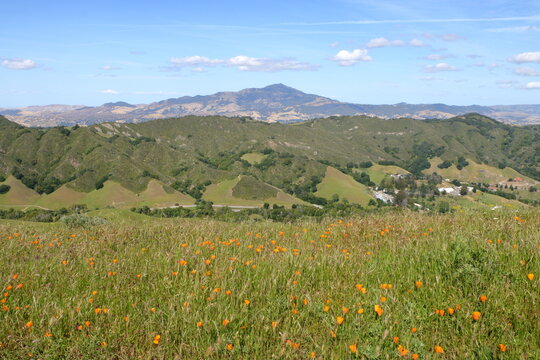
[1,0,540,107]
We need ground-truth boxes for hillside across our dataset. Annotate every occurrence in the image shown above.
[2,84,540,126]
[0,113,538,209]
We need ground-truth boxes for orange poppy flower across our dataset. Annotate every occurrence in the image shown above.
[434,345,444,353]
[349,344,357,353]
[472,311,481,321]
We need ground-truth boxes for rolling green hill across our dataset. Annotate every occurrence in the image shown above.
[0,113,538,209]
[316,167,373,205]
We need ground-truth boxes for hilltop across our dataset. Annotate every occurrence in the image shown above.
[2,84,540,127]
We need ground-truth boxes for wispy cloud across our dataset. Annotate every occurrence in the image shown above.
[99,89,120,94]
[284,15,540,26]
[166,55,318,72]
[514,66,540,76]
[1,58,38,70]
[496,80,520,89]
[331,49,372,66]
[424,54,453,60]
[170,56,223,67]
[472,62,499,70]
[101,65,120,71]
[409,39,425,47]
[423,63,459,73]
[525,82,540,89]
[439,33,465,41]
[486,25,540,33]
[366,38,404,48]
[508,52,540,64]
[227,56,318,72]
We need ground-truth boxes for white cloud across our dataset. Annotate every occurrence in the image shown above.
[525,82,540,89]
[423,63,459,72]
[331,49,372,66]
[170,56,224,67]
[508,52,540,64]
[514,66,540,76]
[167,55,317,72]
[1,58,38,70]
[409,39,425,47]
[226,56,318,72]
[439,33,464,41]
[366,38,404,48]
[100,89,120,94]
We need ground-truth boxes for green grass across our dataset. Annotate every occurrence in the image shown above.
[0,176,40,207]
[425,158,536,185]
[316,167,374,205]
[0,209,538,359]
[231,176,278,200]
[362,164,409,185]
[241,152,267,165]
[204,176,305,207]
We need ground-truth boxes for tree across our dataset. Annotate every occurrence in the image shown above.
[0,184,10,194]
[394,190,408,206]
[459,186,468,196]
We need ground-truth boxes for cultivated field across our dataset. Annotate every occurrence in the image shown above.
[0,209,538,359]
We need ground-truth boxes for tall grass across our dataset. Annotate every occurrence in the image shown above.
[0,209,538,359]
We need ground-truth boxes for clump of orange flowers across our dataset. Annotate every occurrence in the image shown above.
[374,304,384,316]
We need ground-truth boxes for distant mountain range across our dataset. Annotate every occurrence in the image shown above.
[2,84,540,126]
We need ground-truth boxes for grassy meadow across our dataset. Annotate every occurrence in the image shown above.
[0,209,538,359]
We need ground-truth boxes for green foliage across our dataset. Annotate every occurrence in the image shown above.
[59,214,108,228]
[95,174,110,190]
[358,161,373,168]
[437,160,452,169]
[456,156,470,170]
[0,184,10,194]
[438,201,450,213]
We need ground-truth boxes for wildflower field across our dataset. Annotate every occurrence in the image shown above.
[0,209,538,359]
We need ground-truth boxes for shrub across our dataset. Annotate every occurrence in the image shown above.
[59,214,107,228]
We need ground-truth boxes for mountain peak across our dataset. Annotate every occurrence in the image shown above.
[262,83,299,92]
